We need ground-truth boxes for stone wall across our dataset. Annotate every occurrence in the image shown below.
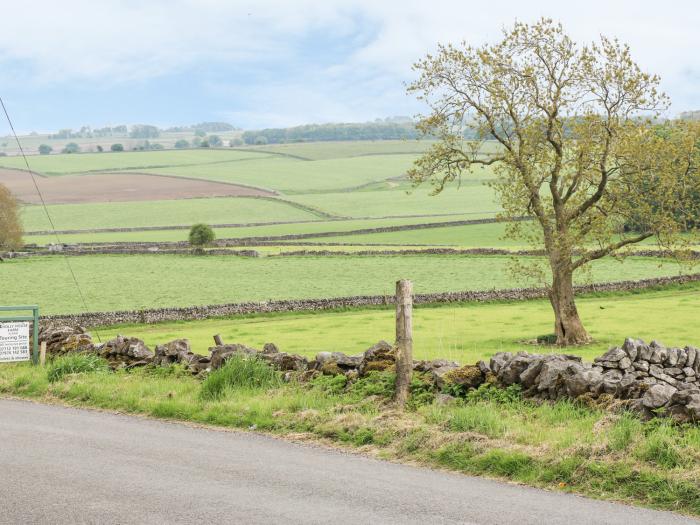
[42,273,700,328]
[38,325,700,422]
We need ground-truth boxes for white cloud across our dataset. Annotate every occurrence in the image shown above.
[0,0,697,125]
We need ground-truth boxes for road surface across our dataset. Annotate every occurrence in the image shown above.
[1,398,697,524]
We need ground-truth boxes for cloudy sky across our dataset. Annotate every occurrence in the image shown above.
[0,0,698,133]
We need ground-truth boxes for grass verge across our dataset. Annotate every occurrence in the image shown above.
[1,359,699,516]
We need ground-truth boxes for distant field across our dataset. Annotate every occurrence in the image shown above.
[21,197,318,231]
[24,215,494,244]
[98,283,700,361]
[0,148,265,175]
[287,183,500,218]
[303,222,513,247]
[245,140,436,160]
[140,154,425,193]
[1,254,686,315]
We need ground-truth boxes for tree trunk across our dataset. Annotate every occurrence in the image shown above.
[549,266,591,345]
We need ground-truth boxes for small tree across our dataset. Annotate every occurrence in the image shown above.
[38,144,52,155]
[254,135,268,145]
[208,135,223,147]
[174,139,190,149]
[62,142,80,154]
[111,143,124,152]
[408,19,700,345]
[0,184,23,251]
[188,223,215,254]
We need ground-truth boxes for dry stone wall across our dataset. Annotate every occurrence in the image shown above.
[41,273,700,328]
[38,325,700,422]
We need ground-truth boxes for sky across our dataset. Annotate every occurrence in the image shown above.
[0,0,698,133]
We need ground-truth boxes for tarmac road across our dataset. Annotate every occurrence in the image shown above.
[1,398,697,524]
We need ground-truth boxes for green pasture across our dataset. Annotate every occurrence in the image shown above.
[246,140,436,160]
[140,154,435,193]
[98,282,700,361]
[0,148,266,175]
[21,197,319,232]
[288,183,500,218]
[304,222,514,247]
[24,215,493,245]
[0,253,687,315]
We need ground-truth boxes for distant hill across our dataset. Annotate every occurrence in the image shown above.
[241,118,423,145]
[680,111,700,121]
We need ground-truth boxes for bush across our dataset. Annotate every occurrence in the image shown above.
[464,383,522,405]
[62,142,80,154]
[188,223,215,253]
[110,143,124,152]
[174,139,190,149]
[38,144,52,155]
[200,355,281,400]
[47,354,110,382]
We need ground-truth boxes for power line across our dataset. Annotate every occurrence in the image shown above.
[0,96,101,342]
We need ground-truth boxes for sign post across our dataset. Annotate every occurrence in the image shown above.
[0,306,39,364]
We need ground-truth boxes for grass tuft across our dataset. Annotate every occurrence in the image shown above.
[200,355,282,400]
[46,354,110,383]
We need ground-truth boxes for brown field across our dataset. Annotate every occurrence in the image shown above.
[0,169,274,204]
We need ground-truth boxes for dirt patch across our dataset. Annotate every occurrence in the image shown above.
[0,169,275,204]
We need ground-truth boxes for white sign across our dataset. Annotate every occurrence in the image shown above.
[0,322,30,362]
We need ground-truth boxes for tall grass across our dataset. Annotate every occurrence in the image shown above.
[46,354,110,383]
[200,355,282,400]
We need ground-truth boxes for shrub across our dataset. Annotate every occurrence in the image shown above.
[464,383,522,405]
[110,143,124,152]
[62,142,80,154]
[47,354,110,383]
[174,139,190,149]
[38,144,52,155]
[200,356,281,400]
[188,223,215,254]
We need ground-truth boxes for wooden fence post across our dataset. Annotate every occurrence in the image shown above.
[395,279,413,408]
[213,334,224,346]
[39,341,47,367]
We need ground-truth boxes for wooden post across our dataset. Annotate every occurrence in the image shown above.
[395,279,413,409]
[39,341,47,367]
[213,334,224,346]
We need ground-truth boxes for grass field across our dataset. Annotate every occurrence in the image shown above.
[21,197,320,232]
[97,282,700,362]
[140,154,431,193]
[24,215,495,245]
[303,222,513,247]
[0,148,267,175]
[286,183,500,218]
[249,139,436,160]
[1,254,687,315]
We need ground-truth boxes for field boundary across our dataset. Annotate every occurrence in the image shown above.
[24,212,496,236]
[42,273,700,327]
[24,216,515,246]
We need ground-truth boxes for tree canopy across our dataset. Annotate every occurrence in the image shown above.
[408,18,700,345]
[0,184,23,251]
[188,223,215,254]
